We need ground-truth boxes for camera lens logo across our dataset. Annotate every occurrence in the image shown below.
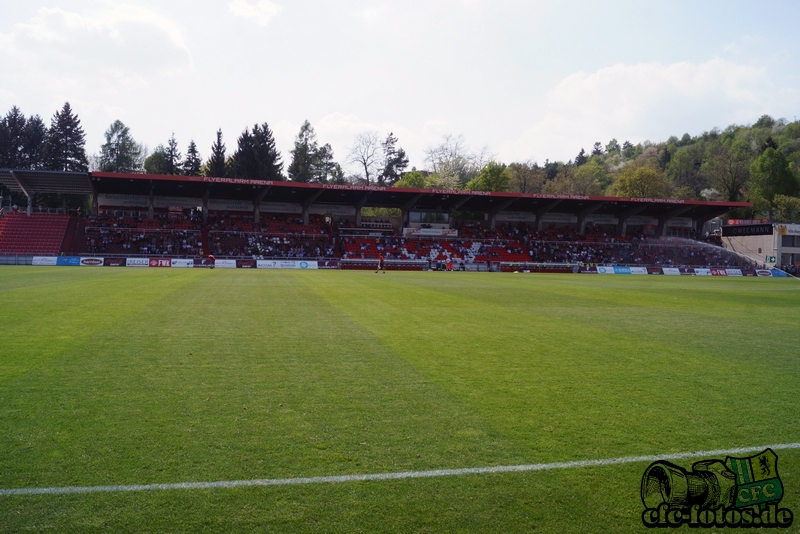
[640,448,793,528]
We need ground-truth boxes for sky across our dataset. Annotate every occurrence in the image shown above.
[1,0,799,174]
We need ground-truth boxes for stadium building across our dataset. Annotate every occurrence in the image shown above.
[2,168,785,275]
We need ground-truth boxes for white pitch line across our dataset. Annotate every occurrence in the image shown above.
[2,442,799,497]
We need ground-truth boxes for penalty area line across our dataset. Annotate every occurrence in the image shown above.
[2,442,799,497]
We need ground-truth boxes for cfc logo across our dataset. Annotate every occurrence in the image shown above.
[640,448,793,528]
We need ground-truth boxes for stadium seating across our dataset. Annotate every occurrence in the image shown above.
[0,213,70,255]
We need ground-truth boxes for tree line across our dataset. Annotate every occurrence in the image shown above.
[2,103,799,221]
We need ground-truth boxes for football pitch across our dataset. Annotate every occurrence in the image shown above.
[1,267,798,532]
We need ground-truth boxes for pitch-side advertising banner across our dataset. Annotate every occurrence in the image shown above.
[257,260,318,269]
[171,259,194,268]
[149,258,172,268]
[56,257,81,266]
[80,257,104,266]
[695,269,712,276]
[32,256,58,266]
[630,267,648,275]
[662,268,681,275]
[215,259,237,268]
[103,258,126,267]
[126,257,150,267]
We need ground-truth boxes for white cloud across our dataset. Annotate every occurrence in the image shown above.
[228,0,283,26]
[504,59,797,163]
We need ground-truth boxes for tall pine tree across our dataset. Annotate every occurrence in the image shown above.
[288,121,318,182]
[379,132,409,186]
[165,133,182,175]
[231,123,283,180]
[44,102,88,172]
[23,115,48,170]
[1,106,28,169]
[182,140,202,176]
[206,129,228,177]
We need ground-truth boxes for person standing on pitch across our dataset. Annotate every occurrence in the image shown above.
[376,254,386,274]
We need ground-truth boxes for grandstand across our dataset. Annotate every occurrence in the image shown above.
[0,169,767,272]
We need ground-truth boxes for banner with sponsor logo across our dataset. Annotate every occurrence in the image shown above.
[193,258,214,268]
[126,257,150,267]
[722,224,773,237]
[80,257,104,266]
[318,260,340,269]
[630,267,648,275]
[33,256,58,266]
[402,228,459,238]
[496,211,536,222]
[726,269,743,276]
[756,269,773,277]
[777,224,800,236]
[215,259,237,268]
[171,259,194,268]
[103,257,126,267]
[56,257,81,266]
[695,268,712,276]
[256,260,318,269]
[662,268,681,275]
[208,199,254,212]
[149,258,172,268]
[710,268,728,276]
[236,259,257,268]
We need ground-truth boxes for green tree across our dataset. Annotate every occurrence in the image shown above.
[613,165,670,198]
[773,194,800,222]
[465,161,510,192]
[98,120,144,173]
[312,143,336,184]
[0,106,28,168]
[44,102,88,172]
[507,161,545,193]
[23,114,47,170]
[379,132,409,186]
[182,140,202,176]
[232,123,283,180]
[206,129,228,177]
[542,165,601,196]
[144,145,170,175]
[701,139,752,202]
[394,170,427,188]
[164,134,182,175]
[749,148,798,213]
[288,120,318,183]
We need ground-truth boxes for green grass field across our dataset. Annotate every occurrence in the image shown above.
[1,267,798,532]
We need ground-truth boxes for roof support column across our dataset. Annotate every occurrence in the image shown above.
[657,206,692,237]
[302,190,323,226]
[202,186,211,224]
[90,180,98,216]
[354,193,370,227]
[400,193,422,228]
[616,205,646,236]
[535,200,562,232]
[577,202,606,235]
[253,186,271,224]
[488,199,515,232]
[9,171,32,217]
[147,180,154,220]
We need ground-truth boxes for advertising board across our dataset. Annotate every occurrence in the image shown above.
[32,256,58,266]
[80,257,104,266]
[126,258,150,267]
